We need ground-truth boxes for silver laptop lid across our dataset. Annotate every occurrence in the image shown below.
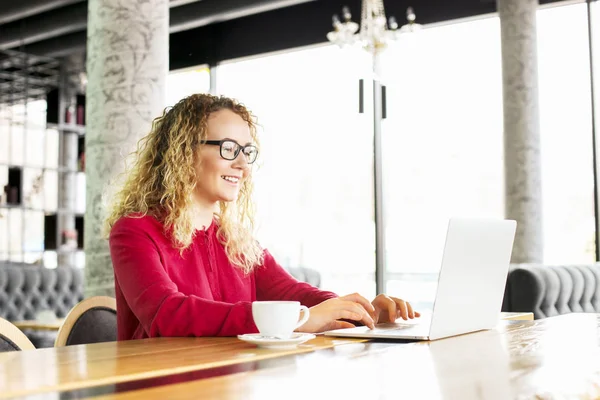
[428,218,516,340]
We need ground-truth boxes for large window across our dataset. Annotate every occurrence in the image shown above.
[592,0,600,254]
[165,66,211,107]
[380,17,504,307]
[538,3,595,264]
[378,2,596,308]
[216,46,377,298]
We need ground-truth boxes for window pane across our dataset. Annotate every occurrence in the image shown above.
[538,3,595,263]
[43,170,58,212]
[592,0,600,256]
[0,115,8,165]
[166,67,211,107]
[10,123,24,166]
[8,208,23,262]
[45,128,59,170]
[22,167,45,209]
[217,45,376,298]
[23,210,44,253]
[24,129,46,168]
[24,101,48,168]
[380,17,504,305]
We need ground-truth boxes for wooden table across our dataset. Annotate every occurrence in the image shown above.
[1,313,598,399]
[12,319,64,331]
[500,311,534,321]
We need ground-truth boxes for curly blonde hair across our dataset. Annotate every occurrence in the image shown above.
[105,93,264,273]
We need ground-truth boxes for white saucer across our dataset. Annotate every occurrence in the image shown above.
[237,333,316,349]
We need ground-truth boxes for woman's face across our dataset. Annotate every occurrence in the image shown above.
[193,109,254,206]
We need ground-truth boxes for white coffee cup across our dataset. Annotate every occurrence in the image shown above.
[252,301,310,339]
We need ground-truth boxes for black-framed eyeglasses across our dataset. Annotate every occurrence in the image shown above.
[202,139,259,164]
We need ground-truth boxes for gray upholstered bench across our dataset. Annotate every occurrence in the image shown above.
[502,263,600,319]
[287,266,321,288]
[0,263,84,347]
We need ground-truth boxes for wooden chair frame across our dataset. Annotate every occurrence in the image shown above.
[0,317,36,351]
[54,296,117,347]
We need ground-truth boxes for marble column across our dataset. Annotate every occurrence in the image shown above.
[85,0,168,296]
[498,0,543,263]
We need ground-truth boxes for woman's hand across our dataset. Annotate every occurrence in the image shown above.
[372,294,420,324]
[296,293,376,333]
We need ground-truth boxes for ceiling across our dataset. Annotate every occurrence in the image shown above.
[0,0,321,58]
[0,0,570,94]
[0,0,569,61]
[0,0,323,104]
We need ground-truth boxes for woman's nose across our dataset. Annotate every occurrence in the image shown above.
[232,152,249,169]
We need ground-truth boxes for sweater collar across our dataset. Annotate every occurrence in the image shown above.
[195,218,217,235]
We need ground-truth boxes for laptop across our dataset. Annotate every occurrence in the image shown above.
[324,218,517,341]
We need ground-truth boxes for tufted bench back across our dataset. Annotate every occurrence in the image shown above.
[0,263,84,321]
[286,266,321,288]
[503,263,600,319]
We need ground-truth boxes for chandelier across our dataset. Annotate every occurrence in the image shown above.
[326,1,421,55]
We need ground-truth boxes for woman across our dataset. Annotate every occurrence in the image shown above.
[106,93,419,340]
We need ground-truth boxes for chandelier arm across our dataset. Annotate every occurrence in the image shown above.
[326,1,421,53]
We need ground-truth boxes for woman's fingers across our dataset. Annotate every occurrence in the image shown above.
[340,293,376,315]
[336,301,375,328]
[406,301,415,319]
[339,293,376,328]
[373,295,418,322]
[358,312,376,329]
[334,309,362,321]
[329,320,357,330]
[379,295,397,323]
[392,298,420,319]
[403,300,421,318]
[399,300,409,320]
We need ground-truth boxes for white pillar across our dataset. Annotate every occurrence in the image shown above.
[498,0,543,263]
[85,0,169,296]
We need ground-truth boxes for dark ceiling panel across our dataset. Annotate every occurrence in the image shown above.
[0,0,199,51]
[2,0,316,54]
[0,2,88,49]
[0,0,84,25]
[170,0,317,33]
[21,31,87,59]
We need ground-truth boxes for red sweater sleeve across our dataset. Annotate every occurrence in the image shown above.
[109,217,257,337]
[255,250,338,307]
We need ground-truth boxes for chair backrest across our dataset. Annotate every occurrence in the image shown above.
[54,296,117,347]
[0,317,35,352]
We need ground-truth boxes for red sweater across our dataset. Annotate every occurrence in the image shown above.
[109,215,337,340]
